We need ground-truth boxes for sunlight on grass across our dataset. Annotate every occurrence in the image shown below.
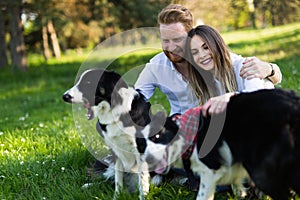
[222,23,300,44]
[222,23,300,62]
[2,80,46,99]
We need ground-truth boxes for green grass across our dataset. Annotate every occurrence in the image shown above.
[223,22,300,91]
[1,22,300,199]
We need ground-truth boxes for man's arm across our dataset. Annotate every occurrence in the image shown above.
[134,64,156,101]
[240,57,282,84]
[266,63,281,85]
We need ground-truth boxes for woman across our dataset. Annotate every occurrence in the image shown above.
[186,25,274,116]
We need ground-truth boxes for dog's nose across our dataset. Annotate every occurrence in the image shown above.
[62,93,73,103]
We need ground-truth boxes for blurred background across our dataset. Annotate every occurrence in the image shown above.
[0,0,300,70]
[1,2,300,199]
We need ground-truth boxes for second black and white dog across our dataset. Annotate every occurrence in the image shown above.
[63,68,152,199]
[142,89,300,200]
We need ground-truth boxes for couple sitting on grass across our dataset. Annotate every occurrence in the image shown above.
[95,3,282,193]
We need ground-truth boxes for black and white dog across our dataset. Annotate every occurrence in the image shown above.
[142,89,300,200]
[63,68,152,199]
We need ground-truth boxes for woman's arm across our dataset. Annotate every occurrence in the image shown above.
[202,55,277,117]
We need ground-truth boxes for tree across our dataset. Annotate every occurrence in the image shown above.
[254,0,300,27]
[42,24,51,60]
[24,0,62,59]
[47,20,60,58]
[0,8,8,68]
[109,0,170,45]
[247,0,257,29]
[184,0,232,31]
[8,1,28,70]
[229,0,251,29]
[2,0,298,61]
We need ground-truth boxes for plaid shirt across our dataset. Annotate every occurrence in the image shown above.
[180,106,203,159]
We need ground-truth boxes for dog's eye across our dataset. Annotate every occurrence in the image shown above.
[155,134,160,139]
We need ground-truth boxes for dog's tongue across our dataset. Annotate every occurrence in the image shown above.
[86,108,94,120]
[154,159,168,174]
[83,103,94,120]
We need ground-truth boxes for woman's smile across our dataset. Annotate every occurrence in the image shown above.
[190,35,215,71]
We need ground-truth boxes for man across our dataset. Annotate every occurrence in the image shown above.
[135,4,282,116]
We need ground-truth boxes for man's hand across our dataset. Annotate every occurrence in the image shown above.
[202,92,235,117]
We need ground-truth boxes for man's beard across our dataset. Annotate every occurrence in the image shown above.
[163,50,185,63]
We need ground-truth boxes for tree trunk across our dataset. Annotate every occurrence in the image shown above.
[247,0,257,29]
[270,1,276,26]
[47,20,61,58]
[8,4,28,70]
[0,9,8,68]
[42,25,51,60]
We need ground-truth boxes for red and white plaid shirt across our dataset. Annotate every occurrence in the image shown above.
[179,106,203,159]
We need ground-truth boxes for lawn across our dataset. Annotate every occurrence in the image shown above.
[1,23,300,200]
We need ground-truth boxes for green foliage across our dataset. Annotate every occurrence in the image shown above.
[186,0,300,31]
[111,0,170,29]
[229,0,251,29]
[1,23,300,199]
[253,0,300,26]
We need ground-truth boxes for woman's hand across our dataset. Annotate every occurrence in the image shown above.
[202,92,236,117]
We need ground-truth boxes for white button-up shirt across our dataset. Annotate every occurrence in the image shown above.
[135,52,274,115]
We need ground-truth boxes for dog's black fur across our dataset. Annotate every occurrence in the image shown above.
[63,68,153,199]
[144,89,300,200]
[63,69,151,126]
[63,68,151,149]
[221,89,300,199]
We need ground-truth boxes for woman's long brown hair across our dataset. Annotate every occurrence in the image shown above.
[186,25,237,105]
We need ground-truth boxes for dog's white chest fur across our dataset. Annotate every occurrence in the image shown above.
[95,87,141,171]
[63,69,151,199]
[104,122,138,171]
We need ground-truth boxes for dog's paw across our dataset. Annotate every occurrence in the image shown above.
[151,174,163,186]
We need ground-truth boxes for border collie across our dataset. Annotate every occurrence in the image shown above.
[62,68,152,199]
[142,89,300,200]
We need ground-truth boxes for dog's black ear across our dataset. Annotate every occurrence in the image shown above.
[149,113,178,144]
[148,111,167,137]
[151,111,166,120]
[164,116,179,135]
[150,111,167,126]
[112,71,128,90]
